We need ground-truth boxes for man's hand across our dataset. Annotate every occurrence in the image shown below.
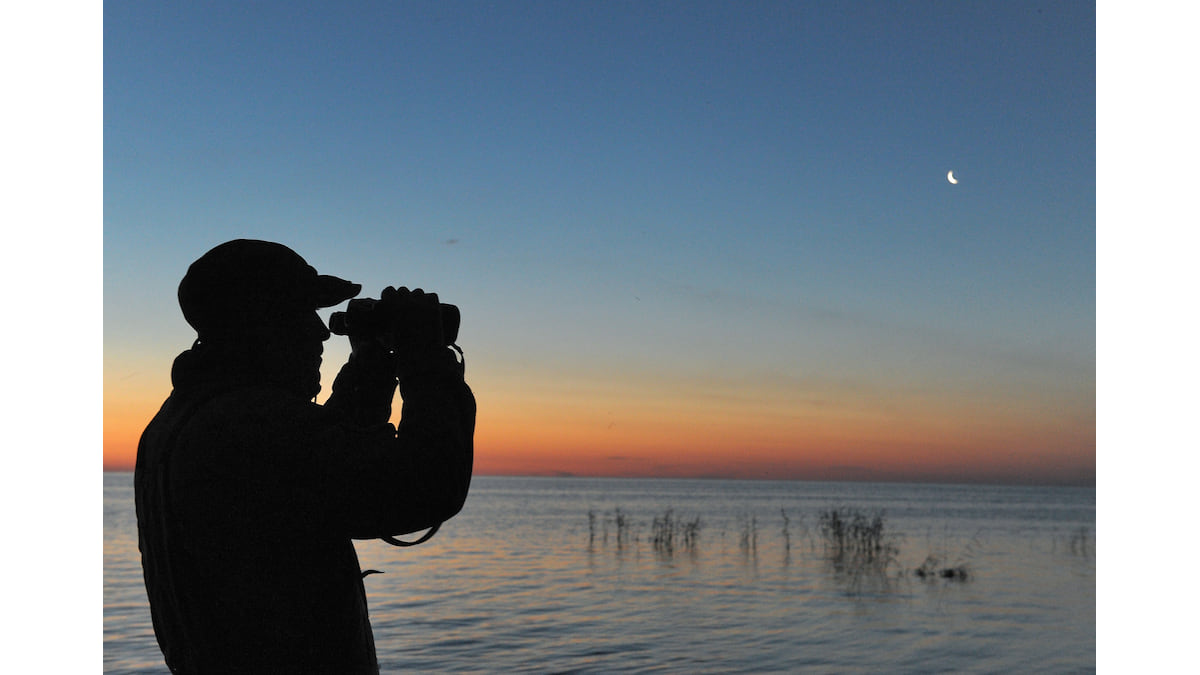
[344,286,448,381]
[379,286,444,351]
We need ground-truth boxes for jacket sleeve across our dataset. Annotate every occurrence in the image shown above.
[314,345,476,540]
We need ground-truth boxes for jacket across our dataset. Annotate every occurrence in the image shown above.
[135,344,475,674]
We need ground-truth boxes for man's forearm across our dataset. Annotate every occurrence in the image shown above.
[396,361,476,520]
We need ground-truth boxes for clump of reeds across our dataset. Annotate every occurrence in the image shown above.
[613,508,630,549]
[1067,526,1091,557]
[779,509,815,563]
[817,507,896,562]
[738,514,759,555]
[781,508,791,555]
[816,507,901,594]
[592,508,634,548]
[651,508,701,555]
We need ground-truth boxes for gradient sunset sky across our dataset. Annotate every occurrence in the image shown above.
[103,1,1096,485]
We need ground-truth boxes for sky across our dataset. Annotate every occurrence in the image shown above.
[101,0,1097,485]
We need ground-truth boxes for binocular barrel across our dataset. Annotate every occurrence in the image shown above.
[328,299,460,345]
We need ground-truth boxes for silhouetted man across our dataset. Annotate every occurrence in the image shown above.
[135,239,475,674]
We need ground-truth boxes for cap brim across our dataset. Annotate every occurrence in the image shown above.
[314,275,361,307]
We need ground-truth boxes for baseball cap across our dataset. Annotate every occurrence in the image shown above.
[178,239,361,336]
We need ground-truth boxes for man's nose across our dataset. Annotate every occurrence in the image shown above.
[310,313,332,341]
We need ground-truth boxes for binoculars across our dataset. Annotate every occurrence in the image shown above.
[328,297,460,345]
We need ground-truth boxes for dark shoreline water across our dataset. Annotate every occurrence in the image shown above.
[106,473,1095,673]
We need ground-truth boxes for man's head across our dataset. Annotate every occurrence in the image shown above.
[178,239,361,397]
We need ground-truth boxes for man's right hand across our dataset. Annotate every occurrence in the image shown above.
[377,286,448,380]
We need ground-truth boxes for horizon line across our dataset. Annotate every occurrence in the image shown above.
[101,468,1095,489]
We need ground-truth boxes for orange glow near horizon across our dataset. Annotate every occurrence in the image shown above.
[104,375,166,471]
[105,363,1095,486]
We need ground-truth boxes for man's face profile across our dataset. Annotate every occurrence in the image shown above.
[235,305,333,400]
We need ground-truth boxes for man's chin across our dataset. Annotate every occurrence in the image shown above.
[303,375,322,401]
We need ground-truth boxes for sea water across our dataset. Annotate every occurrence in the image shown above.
[104,473,1095,673]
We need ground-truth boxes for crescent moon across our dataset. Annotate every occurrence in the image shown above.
[947,171,958,184]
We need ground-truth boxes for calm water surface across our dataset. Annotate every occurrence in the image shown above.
[105,474,1095,673]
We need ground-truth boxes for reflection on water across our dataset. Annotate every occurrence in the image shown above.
[106,474,1095,673]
